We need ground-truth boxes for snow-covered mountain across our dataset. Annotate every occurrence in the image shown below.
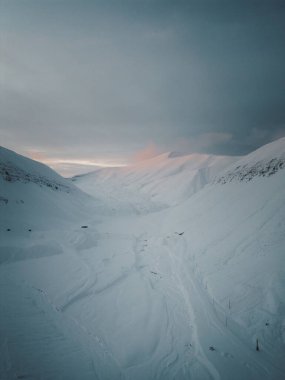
[154,138,285,378]
[215,137,285,184]
[72,152,238,209]
[0,138,285,380]
[0,146,97,232]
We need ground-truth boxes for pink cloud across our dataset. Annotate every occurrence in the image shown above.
[133,142,161,162]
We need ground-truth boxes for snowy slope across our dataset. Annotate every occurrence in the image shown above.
[72,152,238,208]
[216,137,285,183]
[153,138,285,378]
[0,146,97,232]
[1,139,285,380]
[0,147,107,379]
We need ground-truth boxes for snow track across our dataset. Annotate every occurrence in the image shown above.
[2,217,282,379]
[163,235,275,380]
[165,236,221,380]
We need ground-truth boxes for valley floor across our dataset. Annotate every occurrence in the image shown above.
[0,190,284,380]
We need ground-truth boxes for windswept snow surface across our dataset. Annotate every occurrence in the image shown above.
[1,139,285,379]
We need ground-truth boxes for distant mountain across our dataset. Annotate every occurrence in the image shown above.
[72,152,239,209]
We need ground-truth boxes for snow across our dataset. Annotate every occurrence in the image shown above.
[72,152,238,207]
[0,139,285,379]
[216,137,285,183]
[0,147,99,232]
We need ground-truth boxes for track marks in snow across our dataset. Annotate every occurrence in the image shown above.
[2,216,281,379]
[0,275,97,380]
[164,235,221,380]
[163,234,280,380]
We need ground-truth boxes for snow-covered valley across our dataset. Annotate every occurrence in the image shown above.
[1,139,285,379]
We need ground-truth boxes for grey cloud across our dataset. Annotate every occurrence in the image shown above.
[1,0,285,165]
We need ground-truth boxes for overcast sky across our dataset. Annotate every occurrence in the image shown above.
[1,0,285,175]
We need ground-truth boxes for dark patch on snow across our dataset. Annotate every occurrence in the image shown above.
[216,158,285,184]
[0,162,71,192]
[168,151,186,158]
